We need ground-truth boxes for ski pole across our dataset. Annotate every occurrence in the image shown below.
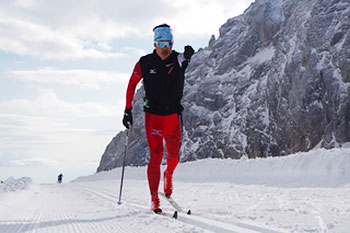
[117,125,130,205]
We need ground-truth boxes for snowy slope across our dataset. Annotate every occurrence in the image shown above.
[1,148,350,233]
[0,177,32,193]
[81,148,350,187]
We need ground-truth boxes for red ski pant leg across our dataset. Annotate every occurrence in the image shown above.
[145,113,164,196]
[145,113,181,196]
[164,114,181,174]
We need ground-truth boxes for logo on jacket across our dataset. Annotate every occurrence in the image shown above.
[151,129,163,136]
[165,63,174,67]
[166,63,174,74]
[149,69,157,74]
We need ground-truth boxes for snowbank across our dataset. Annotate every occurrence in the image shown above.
[73,148,350,187]
[0,177,32,194]
[176,148,350,187]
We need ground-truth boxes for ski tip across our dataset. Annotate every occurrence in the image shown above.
[173,211,178,219]
[187,210,191,215]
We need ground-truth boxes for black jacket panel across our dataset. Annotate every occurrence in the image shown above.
[139,50,185,116]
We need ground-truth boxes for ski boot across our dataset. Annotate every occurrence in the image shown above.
[164,170,173,198]
[151,194,162,214]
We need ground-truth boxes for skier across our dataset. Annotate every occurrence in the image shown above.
[57,173,63,184]
[122,23,194,214]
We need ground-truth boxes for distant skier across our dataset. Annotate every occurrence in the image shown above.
[122,24,194,214]
[57,173,63,184]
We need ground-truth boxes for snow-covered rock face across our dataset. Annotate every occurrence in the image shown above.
[97,0,350,171]
[182,0,350,160]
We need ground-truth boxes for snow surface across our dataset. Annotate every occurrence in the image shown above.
[248,47,276,64]
[1,148,350,233]
[0,177,32,193]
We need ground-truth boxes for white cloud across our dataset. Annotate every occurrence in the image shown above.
[13,0,37,8]
[0,17,124,60]
[0,112,113,182]
[0,113,112,148]
[161,0,253,38]
[0,89,118,118]
[9,68,129,90]
[8,158,60,166]
[123,47,147,57]
[0,0,254,59]
[0,90,124,168]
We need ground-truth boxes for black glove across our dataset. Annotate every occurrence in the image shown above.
[184,45,194,60]
[122,108,133,129]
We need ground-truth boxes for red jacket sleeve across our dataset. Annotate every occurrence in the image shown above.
[125,62,142,109]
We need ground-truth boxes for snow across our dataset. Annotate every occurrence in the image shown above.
[1,148,350,232]
[0,177,32,193]
[264,0,285,23]
[310,100,323,111]
[249,47,276,64]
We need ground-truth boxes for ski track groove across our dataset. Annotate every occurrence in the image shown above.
[73,183,283,233]
[13,209,37,233]
[57,204,78,233]
[69,186,141,233]
[0,199,34,233]
[0,213,24,233]
[36,185,78,233]
[62,185,101,233]
[54,185,99,233]
[19,206,44,233]
[19,207,42,233]
[31,207,44,233]
[0,183,284,233]
[65,185,141,233]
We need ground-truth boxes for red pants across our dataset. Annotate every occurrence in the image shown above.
[145,113,181,196]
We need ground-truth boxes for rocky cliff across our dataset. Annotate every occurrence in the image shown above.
[97,0,350,172]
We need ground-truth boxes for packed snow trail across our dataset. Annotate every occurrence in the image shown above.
[1,179,350,233]
[1,149,350,232]
[0,182,284,233]
[0,184,144,233]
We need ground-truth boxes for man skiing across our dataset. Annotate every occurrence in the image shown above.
[57,173,63,184]
[122,24,194,214]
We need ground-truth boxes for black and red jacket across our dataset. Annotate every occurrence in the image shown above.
[126,50,189,116]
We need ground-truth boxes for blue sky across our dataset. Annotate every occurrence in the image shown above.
[0,0,254,183]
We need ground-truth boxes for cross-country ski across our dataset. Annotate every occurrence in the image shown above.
[159,191,191,219]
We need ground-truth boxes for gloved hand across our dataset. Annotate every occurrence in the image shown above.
[122,108,133,129]
[184,45,194,60]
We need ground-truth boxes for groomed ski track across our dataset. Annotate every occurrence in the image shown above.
[0,182,283,233]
